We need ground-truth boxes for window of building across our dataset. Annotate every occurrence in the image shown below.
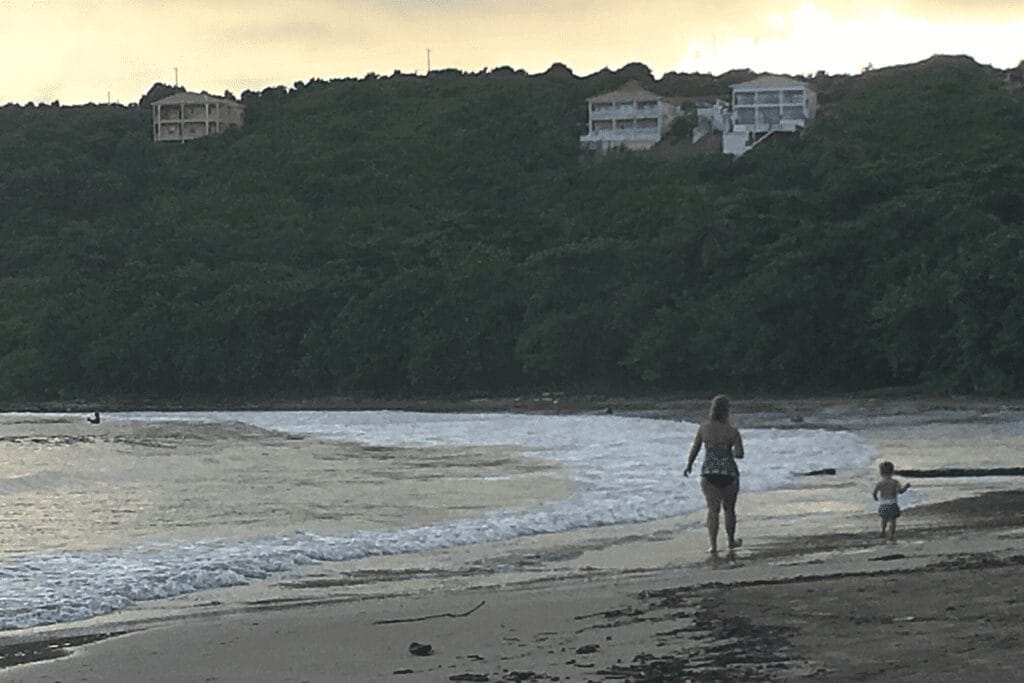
[781,106,804,120]
[782,89,804,104]
[734,108,755,124]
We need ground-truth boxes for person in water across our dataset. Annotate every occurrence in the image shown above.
[86,411,101,424]
[872,460,911,541]
[684,394,744,554]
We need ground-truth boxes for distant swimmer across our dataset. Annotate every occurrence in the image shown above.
[86,411,101,424]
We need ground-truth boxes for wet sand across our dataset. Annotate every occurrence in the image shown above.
[2,402,1024,681]
[3,491,1023,681]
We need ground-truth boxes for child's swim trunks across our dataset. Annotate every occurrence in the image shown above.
[878,498,901,519]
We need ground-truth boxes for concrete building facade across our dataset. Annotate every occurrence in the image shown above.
[579,81,681,152]
[152,92,245,142]
[722,75,817,157]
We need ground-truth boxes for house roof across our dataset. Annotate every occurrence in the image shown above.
[588,80,663,103]
[151,91,243,107]
[731,75,811,90]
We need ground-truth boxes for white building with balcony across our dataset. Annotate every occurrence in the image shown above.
[152,92,245,142]
[579,81,680,152]
[722,75,817,157]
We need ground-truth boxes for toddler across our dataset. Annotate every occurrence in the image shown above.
[872,461,911,540]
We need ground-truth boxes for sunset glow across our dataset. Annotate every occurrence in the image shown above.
[0,1,1021,105]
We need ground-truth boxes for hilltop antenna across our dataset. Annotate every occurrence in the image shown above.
[426,48,431,74]
[174,67,179,87]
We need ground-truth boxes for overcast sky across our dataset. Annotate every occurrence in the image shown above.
[2,1,1022,105]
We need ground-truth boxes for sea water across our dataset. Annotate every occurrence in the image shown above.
[0,411,875,630]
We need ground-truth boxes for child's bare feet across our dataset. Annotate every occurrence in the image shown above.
[728,538,742,549]
[707,546,719,554]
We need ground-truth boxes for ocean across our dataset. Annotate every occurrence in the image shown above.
[2,410,884,631]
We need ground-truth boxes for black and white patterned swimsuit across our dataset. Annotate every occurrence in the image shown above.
[878,498,901,519]
[701,443,739,489]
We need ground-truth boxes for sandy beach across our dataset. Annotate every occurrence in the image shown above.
[1,401,1023,681]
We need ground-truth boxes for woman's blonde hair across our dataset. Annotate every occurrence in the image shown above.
[709,394,730,423]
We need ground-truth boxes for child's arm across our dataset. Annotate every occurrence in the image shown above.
[900,481,911,493]
[872,481,880,501]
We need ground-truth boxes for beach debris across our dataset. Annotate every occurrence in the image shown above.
[393,669,415,675]
[575,644,600,654]
[869,553,906,562]
[377,600,486,625]
[408,642,433,656]
[449,675,489,682]
[895,467,1024,477]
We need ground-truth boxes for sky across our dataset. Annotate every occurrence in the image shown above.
[1,1,1022,105]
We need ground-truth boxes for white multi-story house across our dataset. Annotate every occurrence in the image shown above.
[151,92,245,142]
[579,80,681,152]
[722,75,817,157]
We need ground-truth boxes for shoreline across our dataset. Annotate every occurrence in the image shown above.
[3,488,1023,680]
[7,393,1024,417]
[3,403,1024,680]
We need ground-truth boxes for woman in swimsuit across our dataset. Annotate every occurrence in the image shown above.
[684,394,744,554]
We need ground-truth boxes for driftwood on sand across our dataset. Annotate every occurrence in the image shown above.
[374,600,486,625]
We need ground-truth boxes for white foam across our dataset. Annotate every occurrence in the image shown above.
[0,411,875,630]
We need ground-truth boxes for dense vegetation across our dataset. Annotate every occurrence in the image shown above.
[1,56,1022,401]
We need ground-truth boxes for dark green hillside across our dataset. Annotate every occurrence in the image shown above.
[1,56,1022,401]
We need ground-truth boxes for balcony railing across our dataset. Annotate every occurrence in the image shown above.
[590,104,660,120]
[580,129,661,142]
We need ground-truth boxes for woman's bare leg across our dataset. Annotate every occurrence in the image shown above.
[700,477,723,553]
[722,478,741,548]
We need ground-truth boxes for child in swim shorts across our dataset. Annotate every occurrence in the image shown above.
[872,461,911,541]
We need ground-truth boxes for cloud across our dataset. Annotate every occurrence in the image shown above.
[221,21,338,45]
[676,3,1024,75]
[1,0,1021,104]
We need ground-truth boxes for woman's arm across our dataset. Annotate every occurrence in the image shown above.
[684,428,703,477]
[732,429,744,459]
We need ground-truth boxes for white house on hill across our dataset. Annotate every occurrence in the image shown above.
[579,81,681,152]
[722,75,817,157]
[151,92,245,142]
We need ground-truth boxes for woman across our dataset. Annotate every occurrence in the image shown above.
[684,394,744,553]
